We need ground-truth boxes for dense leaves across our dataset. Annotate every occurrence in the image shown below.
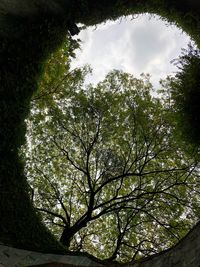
[21,63,200,262]
[166,44,200,147]
[2,0,200,255]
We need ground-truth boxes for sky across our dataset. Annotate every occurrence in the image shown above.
[71,14,192,88]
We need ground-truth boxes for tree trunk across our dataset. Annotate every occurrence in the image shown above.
[60,227,72,248]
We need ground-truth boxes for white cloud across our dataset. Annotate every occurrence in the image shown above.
[71,14,192,88]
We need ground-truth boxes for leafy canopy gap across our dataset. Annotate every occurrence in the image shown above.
[20,35,200,263]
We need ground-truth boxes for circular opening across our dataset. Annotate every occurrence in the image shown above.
[21,13,200,263]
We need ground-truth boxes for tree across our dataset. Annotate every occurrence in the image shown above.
[166,43,200,147]
[21,68,200,263]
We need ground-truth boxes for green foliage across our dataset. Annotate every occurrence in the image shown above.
[1,0,200,260]
[22,66,200,262]
[162,44,200,148]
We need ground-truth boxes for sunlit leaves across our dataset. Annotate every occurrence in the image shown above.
[21,66,200,262]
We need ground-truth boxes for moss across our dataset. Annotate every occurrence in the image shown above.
[73,0,200,46]
[0,12,69,253]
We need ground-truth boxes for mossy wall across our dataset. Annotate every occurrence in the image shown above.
[0,9,70,253]
[0,0,199,255]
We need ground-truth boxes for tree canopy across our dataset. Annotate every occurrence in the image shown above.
[165,44,200,147]
[21,43,200,263]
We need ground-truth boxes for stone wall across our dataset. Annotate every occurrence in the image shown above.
[0,244,103,267]
[129,221,200,267]
[0,221,200,267]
